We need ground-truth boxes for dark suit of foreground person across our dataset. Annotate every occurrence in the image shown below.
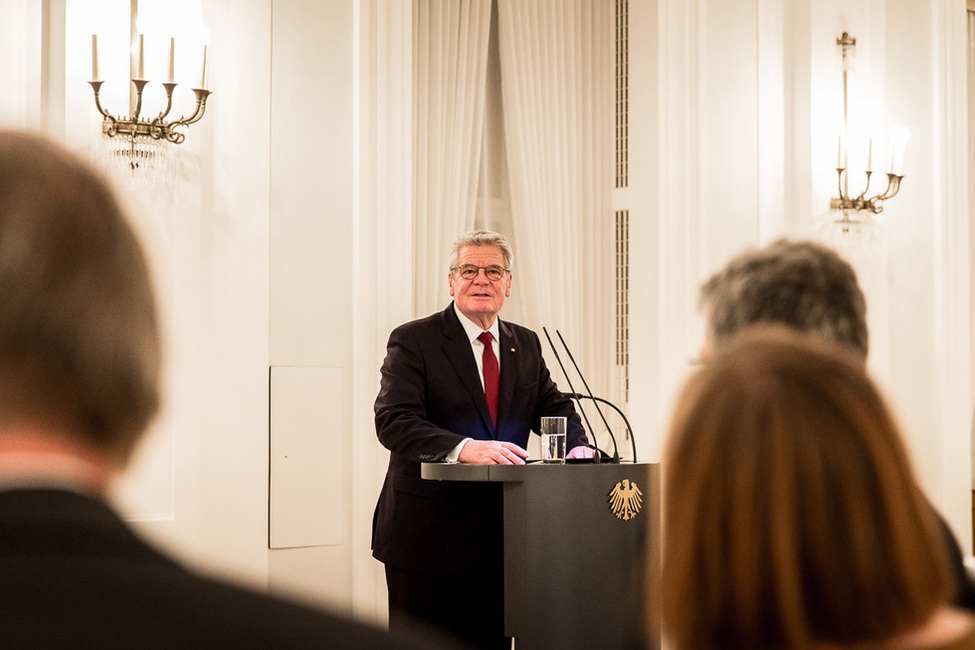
[0,131,436,650]
[1,489,440,648]
[661,328,975,648]
[373,230,590,650]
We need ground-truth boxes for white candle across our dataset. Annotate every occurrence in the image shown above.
[836,136,843,168]
[137,34,145,79]
[199,44,208,89]
[892,140,906,176]
[167,37,175,83]
[887,127,909,176]
[91,34,99,80]
[866,138,872,172]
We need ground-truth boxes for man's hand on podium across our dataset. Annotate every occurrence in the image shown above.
[566,446,595,460]
[459,440,529,465]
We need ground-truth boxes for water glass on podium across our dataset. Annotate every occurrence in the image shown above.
[540,416,567,463]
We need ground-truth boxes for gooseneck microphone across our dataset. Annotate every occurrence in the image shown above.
[542,327,602,463]
[560,393,636,462]
[555,331,621,463]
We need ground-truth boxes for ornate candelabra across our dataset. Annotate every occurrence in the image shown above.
[89,80,210,145]
[89,34,211,164]
[830,32,905,218]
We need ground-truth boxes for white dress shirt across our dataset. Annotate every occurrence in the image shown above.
[443,304,501,462]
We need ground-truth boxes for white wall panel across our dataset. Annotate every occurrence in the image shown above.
[626,0,663,463]
[268,0,357,610]
[111,0,275,593]
[269,366,348,549]
[269,0,354,368]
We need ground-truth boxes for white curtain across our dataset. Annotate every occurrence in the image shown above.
[496,0,614,398]
[413,0,493,316]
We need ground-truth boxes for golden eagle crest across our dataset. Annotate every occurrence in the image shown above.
[608,479,643,520]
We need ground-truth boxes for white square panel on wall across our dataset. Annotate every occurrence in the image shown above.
[269,365,349,549]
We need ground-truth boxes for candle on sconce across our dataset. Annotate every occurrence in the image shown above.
[137,34,145,79]
[836,136,843,169]
[866,139,872,173]
[91,34,99,80]
[199,44,208,89]
[886,127,909,176]
[167,37,175,83]
[892,140,906,176]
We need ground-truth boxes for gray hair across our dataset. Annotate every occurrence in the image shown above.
[699,239,868,357]
[0,131,161,465]
[448,230,514,271]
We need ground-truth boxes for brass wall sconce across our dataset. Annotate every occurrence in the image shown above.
[830,32,906,217]
[89,33,211,158]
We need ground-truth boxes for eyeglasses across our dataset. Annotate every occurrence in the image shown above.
[451,264,510,281]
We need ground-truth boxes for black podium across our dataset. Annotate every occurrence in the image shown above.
[422,462,659,650]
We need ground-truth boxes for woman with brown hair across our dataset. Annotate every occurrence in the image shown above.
[660,326,975,649]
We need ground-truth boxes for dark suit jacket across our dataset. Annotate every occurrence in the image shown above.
[932,501,975,611]
[0,488,435,649]
[372,304,587,576]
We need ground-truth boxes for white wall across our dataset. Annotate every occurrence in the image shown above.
[266,0,357,611]
[111,0,277,593]
[628,0,972,551]
[0,0,398,623]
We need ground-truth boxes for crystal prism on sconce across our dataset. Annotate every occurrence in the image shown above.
[88,34,211,149]
[829,32,906,218]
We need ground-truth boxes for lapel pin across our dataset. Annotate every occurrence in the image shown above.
[510,348,516,352]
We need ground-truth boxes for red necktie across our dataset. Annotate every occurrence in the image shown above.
[478,331,499,427]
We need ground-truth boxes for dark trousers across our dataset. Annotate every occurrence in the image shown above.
[385,564,511,650]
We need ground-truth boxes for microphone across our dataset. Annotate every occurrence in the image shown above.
[561,393,636,462]
[555,331,620,463]
[542,327,603,463]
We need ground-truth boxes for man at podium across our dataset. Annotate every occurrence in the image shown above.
[372,230,590,650]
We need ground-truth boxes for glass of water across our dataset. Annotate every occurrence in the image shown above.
[540,416,567,464]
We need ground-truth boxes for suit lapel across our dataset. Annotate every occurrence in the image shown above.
[440,305,497,438]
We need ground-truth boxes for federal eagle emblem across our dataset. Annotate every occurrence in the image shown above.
[608,479,643,520]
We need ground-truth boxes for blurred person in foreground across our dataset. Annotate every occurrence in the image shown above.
[661,327,975,648]
[0,130,445,649]
[698,238,975,610]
